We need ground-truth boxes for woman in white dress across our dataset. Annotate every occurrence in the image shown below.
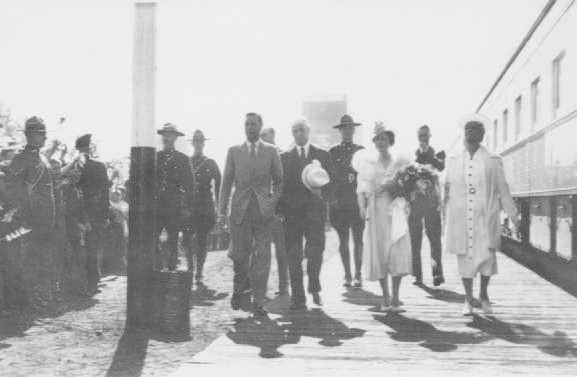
[355,123,412,312]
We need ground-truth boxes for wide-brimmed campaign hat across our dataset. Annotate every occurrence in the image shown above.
[301,159,330,193]
[333,114,361,129]
[458,113,492,131]
[24,116,46,134]
[190,129,208,142]
[157,123,185,137]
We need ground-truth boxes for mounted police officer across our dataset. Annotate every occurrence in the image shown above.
[329,114,365,289]
[75,134,110,294]
[183,130,221,286]
[156,123,194,271]
[4,116,57,306]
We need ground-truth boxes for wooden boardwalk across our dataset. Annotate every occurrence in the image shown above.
[171,231,577,377]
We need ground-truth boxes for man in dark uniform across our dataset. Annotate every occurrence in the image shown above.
[4,116,57,306]
[329,114,365,288]
[409,125,445,286]
[75,134,110,294]
[183,130,221,286]
[156,123,194,271]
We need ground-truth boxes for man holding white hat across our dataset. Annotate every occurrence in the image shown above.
[278,119,332,310]
[444,114,519,316]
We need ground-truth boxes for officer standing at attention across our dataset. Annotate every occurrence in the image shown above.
[156,123,194,271]
[75,134,111,294]
[184,130,221,286]
[4,116,57,305]
[329,114,365,288]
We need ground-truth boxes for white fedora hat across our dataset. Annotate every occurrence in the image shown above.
[301,159,330,192]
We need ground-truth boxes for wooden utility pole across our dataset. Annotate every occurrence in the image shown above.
[127,2,157,330]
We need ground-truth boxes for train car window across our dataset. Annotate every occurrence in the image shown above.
[515,96,522,139]
[551,52,565,119]
[502,108,509,145]
[530,77,540,129]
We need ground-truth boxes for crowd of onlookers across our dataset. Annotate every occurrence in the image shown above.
[0,117,129,312]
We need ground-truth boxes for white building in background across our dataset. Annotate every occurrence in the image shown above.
[475,0,577,259]
[302,95,348,150]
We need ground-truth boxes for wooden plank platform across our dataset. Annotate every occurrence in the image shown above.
[171,231,577,377]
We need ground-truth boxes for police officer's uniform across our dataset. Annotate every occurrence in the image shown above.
[329,115,365,286]
[156,124,194,271]
[184,146,221,282]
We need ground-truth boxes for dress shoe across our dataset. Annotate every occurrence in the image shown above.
[312,292,323,306]
[389,305,406,314]
[275,289,289,296]
[352,277,363,289]
[462,301,474,316]
[480,299,493,315]
[231,294,242,310]
[433,276,445,286]
[413,279,423,286]
[343,278,352,288]
[253,305,268,317]
[289,302,307,311]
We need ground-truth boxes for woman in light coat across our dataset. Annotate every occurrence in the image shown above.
[444,114,519,316]
[355,123,412,312]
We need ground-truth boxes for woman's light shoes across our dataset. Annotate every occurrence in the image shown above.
[463,299,493,316]
[480,299,493,314]
[462,301,474,316]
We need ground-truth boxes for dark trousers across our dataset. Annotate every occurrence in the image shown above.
[408,198,443,282]
[86,221,105,294]
[156,209,183,271]
[331,208,364,280]
[285,210,325,305]
[183,212,215,279]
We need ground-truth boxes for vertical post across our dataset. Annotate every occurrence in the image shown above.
[127,2,157,330]
[571,195,577,260]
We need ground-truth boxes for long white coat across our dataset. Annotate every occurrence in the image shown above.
[444,146,517,257]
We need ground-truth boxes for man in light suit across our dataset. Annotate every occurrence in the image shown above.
[219,113,283,317]
[278,119,332,310]
[444,114,519,316]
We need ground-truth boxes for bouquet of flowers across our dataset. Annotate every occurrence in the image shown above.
[386,163,439,201]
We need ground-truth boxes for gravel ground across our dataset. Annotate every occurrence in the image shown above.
[0,249,248,377]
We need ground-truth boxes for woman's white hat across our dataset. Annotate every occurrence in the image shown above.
[301,159,330,192]
[458,113,492,130]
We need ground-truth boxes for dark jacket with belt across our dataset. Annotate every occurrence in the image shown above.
[157,149,194,215]
[329,142,364,211]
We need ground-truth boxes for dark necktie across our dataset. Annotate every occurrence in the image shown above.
[300,147,306,162]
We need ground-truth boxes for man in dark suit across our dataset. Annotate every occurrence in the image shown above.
[409,125,445,286]
[75,134,111,294]
[156,123,194,271]
[219,113,283,317]
[278,119,332,310]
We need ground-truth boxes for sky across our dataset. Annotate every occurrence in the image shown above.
[0,0,547,164]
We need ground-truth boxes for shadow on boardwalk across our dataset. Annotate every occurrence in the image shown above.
[467,315,577,358]
[374,313,491,352]
[226,308,366,358]
[106,329,150,377]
